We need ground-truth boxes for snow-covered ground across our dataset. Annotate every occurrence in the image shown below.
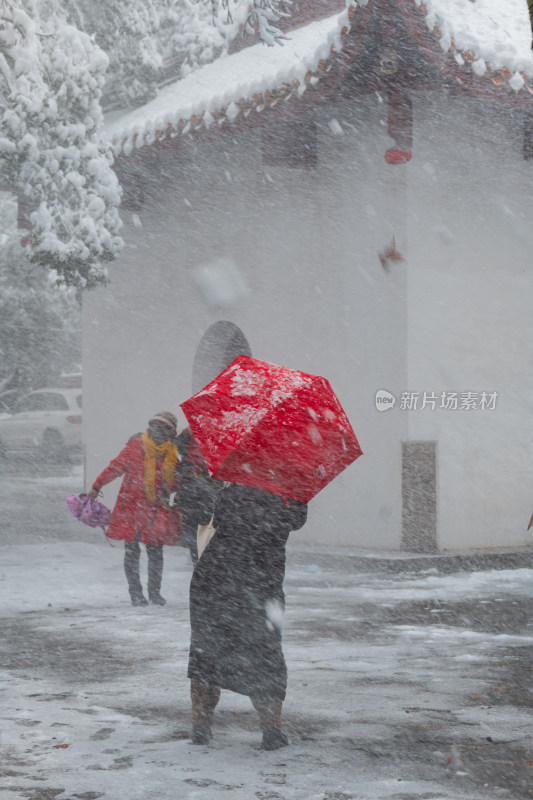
[1,466,532,799]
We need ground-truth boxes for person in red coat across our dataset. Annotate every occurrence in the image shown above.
[88,411,180,606]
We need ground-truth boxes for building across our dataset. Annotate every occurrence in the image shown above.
[84,0,533,552]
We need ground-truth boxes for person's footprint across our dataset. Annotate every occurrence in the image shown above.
[89,727,115,741]
[109,755,133,770]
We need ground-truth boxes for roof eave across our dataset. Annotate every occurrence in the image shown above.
[112,0,533,171]
[397,0,533,107]
[112,1,375,167]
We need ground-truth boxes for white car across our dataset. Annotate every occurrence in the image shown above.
[0,387,82,461]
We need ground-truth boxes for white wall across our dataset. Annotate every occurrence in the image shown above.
[406,92,533,550]
[83,89,533,551]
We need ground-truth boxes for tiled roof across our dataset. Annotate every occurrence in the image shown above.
[106,0,533,159]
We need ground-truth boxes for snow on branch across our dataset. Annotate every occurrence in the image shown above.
[204,0,291,47]
[244,0,292,46]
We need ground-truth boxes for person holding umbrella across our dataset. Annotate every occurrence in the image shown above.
[181,355,362,749]
[88,411,180,607]
[187,480,307,750]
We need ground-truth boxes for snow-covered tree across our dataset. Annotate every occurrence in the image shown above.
[62,0,292,111]
[0,0,290,290]
[0,237,81,391]
[0,0,123,288]
[158,1,247,85]
[65,0,167,110]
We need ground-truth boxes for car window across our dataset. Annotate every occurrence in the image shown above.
[14,393,69,412]
[34,393,70,411]
[13,395,39,413]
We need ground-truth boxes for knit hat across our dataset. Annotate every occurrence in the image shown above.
[148,410,178,432]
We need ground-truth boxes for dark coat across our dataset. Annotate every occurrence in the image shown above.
[188,483,307,701]
[174,428,210,554]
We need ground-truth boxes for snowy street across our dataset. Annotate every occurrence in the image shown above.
[1,467,533,800]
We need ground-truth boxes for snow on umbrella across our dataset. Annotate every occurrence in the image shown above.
[180,355,362,503]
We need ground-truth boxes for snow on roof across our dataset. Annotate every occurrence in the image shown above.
[415,0,533,90]
[106,0,533,158]
[105,3,357,157]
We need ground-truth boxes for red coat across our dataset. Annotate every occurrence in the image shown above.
[93,437,180,545]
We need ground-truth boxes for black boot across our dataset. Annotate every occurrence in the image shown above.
[261,729,289,750]
[149,593,166,606]
[250,697,288,751]
[191,725,213,745]
[131,594,148,607]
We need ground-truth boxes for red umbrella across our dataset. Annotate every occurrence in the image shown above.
[180,355,362,503]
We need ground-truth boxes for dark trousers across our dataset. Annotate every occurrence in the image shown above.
[124,532,164,600]
[180,516,198,565]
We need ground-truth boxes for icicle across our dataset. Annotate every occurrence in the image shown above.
[439,34,451,53]
[471,59,487,77]
[509,72,525,92]
[225,102,240,121]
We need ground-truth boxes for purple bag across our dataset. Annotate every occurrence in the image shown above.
[67,493,111,533]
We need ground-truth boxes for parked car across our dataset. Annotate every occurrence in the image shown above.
[0,387,82,461]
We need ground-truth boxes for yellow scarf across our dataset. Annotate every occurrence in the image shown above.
[141,432,179,504]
